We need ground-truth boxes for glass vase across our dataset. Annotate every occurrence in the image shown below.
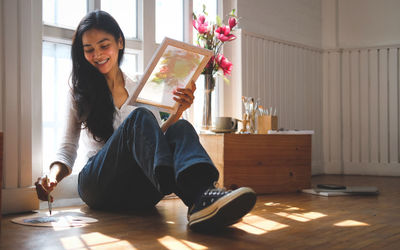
[202,74,215,130]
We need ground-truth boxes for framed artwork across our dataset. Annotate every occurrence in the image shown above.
[130,37,213,113]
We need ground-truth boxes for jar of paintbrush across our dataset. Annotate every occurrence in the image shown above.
[257,106,278,134]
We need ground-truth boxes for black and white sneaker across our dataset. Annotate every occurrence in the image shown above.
[188,186,257,231]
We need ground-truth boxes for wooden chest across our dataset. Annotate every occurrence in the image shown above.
[199,133,311,194]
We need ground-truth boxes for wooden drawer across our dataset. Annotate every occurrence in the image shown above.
[199,133,311,194]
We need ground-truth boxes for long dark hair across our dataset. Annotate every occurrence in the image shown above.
[71,10,125,142]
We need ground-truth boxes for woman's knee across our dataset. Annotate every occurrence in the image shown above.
[123,107,158,130]
[169,119,194,132]
[166,119,196,138]
[127,107,155,121]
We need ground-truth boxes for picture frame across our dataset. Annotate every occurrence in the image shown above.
[129,37,213,113]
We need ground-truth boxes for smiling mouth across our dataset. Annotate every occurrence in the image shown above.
[96,58,109,65]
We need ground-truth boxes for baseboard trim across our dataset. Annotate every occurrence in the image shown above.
[343,162,400,176]
[312,160,324,175]
[323,161,343,174]
[321,161,400,176]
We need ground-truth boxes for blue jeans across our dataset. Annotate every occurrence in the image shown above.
[78,107,219,210]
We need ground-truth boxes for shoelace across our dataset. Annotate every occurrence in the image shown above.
[188,183,231,215]
[202,181,230,196]
[203,187,231,196]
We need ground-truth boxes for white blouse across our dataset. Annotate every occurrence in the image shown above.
[51,72,161,174]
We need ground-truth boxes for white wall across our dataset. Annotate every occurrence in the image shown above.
[338,0,400,48]
[237,0,322,48]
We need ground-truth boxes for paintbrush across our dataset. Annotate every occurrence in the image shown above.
[45,175,52,216]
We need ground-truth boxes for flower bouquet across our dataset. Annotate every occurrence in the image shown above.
[193,5,239,129]
[193,5,239,88]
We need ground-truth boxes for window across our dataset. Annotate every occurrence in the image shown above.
[155,0,184,43]
[42,42,71,170]
[120,50,139,77]
[101,0,137,39]
[43,0,87,29]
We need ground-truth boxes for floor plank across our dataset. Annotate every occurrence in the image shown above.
[1,175,400,249]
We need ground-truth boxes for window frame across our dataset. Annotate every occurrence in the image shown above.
[42,0,143,63]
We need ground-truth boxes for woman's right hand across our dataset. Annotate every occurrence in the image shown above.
[35,175,58,202]
[34,163,69,201]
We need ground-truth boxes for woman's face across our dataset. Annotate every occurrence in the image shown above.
[82,29,123,76]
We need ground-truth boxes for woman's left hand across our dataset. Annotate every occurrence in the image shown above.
[173,81,196,115]
[160,81,196,133]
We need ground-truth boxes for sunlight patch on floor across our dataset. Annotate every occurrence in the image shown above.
[275,212,310,222]
[285,206,301,211]
[275,211,327,222]
[60,235,86,249]
[264,202,281,206]
[158,236,208,250]
[60,232,136,249]
[233,214,288,235]
[265,202,304,211]
[334,220,370,227]
[181,240,209,250]
[301,212,327,219]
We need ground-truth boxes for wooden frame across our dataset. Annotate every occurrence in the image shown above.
[130,37,213,113]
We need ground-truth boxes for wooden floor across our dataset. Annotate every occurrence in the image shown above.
[1,175,400,249]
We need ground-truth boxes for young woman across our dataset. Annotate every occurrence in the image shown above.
[35,10,256,231]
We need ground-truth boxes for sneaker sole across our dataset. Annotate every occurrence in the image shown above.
[188,187,257,231]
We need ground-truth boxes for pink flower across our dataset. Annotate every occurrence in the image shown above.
[216,54,233,76]
[228,17,237,29]
[215,26,236,42]
[193,14,209,34]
